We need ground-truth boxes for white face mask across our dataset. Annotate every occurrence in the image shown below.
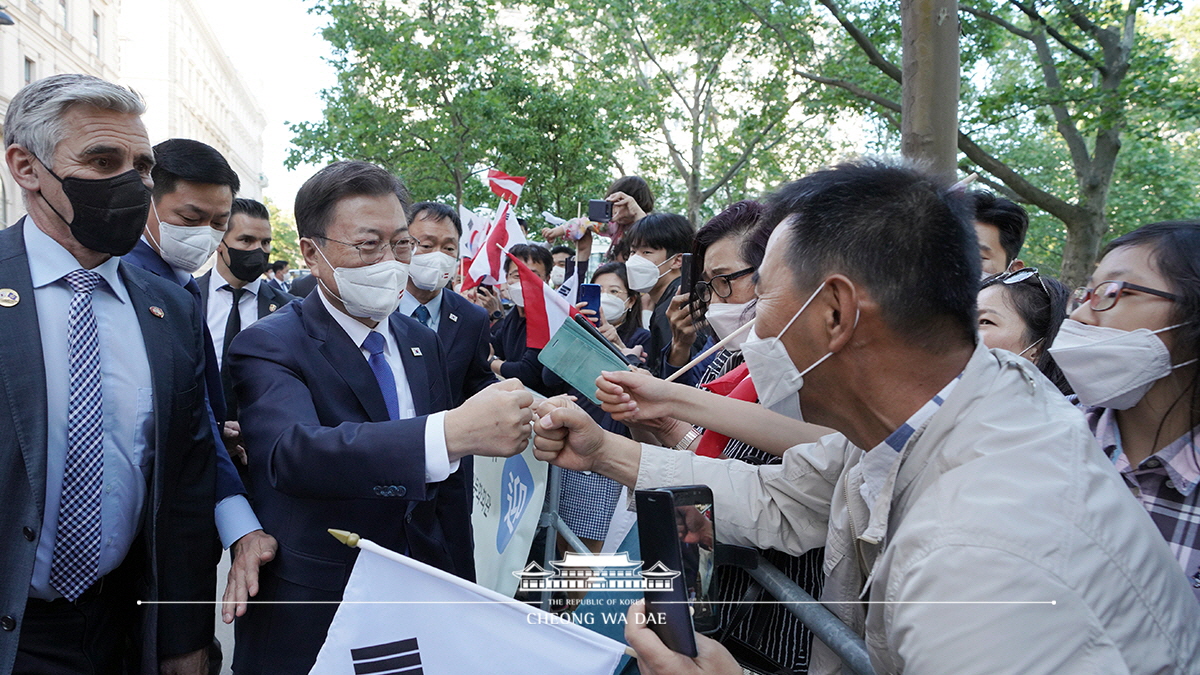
[149,203,222,273]
[1049,320,1197,409]
[507,281,525,308]
[550,266,566,288]
[408,251,456,291]
[626,254,671,293]
[705,301,754,351]
[601,293,628,324]
[742,282,850,422]
[314,243,408,321]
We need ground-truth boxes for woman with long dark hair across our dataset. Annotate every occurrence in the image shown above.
[978,268,1073,394]
[1050,220,1200,600]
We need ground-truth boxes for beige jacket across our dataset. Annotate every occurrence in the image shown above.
[637,344,1200,674]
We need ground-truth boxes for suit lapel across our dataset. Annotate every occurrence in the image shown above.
[0,221,49,516]
[391,315,432,417]
[257,286,272,319]
[120,263,176,514]
[196,270,212,315]
[437,292,463,354]
[303,292,391,422]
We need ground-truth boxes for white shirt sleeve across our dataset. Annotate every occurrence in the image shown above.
[214,494,263,549]
[423,411,460,483]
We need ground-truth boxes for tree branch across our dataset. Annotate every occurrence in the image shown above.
[632,22,694,116]
[956,130,1083,222]
[960,4,1033,40]
[1026,27,1093,174]
[816,0,902,83]
[791,69,903,113]
[1005,0,1102,71]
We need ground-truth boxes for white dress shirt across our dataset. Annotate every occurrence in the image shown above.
[207,270,262,369]
[318,290,456,482]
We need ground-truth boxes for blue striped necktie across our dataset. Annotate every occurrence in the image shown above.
[51,268,105,601]
[363,331,399,421]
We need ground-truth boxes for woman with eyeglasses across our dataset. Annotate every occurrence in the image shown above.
[1048,220,1200,600]
[977,268,1073,394]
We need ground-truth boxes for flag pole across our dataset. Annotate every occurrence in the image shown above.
[664,318,756,383]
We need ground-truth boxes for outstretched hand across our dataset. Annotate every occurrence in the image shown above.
[531,396,608,473]
[596,369,683,422]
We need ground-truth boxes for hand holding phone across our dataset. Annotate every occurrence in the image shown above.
[578,283,602,326]
[588,199,613,223]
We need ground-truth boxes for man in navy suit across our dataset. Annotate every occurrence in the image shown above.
[1,74,215,674]
[399,202,498,581]
[227,161,535,674]
[120,139,277,628]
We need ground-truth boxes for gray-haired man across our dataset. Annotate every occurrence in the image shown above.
[1,74,215,674]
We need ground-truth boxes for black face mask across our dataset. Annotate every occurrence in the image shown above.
[223,245,270,282]
[36,159,152,256]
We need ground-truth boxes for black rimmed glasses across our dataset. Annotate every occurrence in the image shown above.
[1072,280,1179,312]
[693,267,755,303]
[313,235,417,265]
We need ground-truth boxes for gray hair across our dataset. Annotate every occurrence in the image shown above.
[3,74,145,170]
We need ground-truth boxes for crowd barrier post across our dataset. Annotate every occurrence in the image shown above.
[538,464,592,611]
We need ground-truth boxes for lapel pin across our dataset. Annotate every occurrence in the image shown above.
[149,306,165,318]
[0,289,19,307]
[448,313,459,322]
[269,303,278,312]
[410,347,423,357]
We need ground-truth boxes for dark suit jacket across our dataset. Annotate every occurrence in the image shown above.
[424,290,498,582]
[122,241,247,505]
[0,221,217,673]
[195,269,296,322]
[227,291,464,674]
[288,272,317,299]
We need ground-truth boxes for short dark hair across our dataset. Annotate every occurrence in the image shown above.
[408,201,462,237]
[231,197,270,221]
[151,138,240,201]
[972,191,1029,265]
[624,212,694,258]
[294,161,411,240]
[765,159,979,350]
[607,176,654,214]
[504,243,554,281]
[981,271,1072,394]
[550,245,576,257]
[686,200,764,316]
[271,260,290,273]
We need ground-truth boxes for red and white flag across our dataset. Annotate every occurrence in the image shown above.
[487,169,527,205]
[505,250,579,349]
[459,206,487,259]
[465,202,527,287]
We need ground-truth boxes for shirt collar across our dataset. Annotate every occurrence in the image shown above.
[318,285,385,349]
[1093,407,1200,497]
[398,289,442,320]
[24,216,128,304]
[209,267,261,297]
[860,373,964,510]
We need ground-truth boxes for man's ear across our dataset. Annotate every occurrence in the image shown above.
[300,237,323,274]
[6,145,42,192]
[668,253,684,271]
[1007,259,1026,272]
[824,275,860,353]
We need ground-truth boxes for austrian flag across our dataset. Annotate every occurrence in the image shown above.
[487,169,527,205]
[505,250,579,349]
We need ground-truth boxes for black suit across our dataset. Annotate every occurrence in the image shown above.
[0,221,216,673]
[227,291,465,674]
[287,273,317,299]
[196,270,296,324]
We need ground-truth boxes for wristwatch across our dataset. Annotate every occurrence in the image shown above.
[672,427,701,452]
[490,310,504,321]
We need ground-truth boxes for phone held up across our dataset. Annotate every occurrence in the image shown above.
[588,199,613,223]
[635,485,719,657]
[678,253,694,300]
[578,283,602,326]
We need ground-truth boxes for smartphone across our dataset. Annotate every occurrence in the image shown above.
[678,253,694,298]
[578,283,602,326]
[588,199,613,223]
[636,485,719,657]
[573,314,628,363]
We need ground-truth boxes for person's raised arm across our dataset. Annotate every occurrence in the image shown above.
[596,369,832,456]
[531,395,643,487]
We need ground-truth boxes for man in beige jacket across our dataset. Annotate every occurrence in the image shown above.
[532,160,1200,675]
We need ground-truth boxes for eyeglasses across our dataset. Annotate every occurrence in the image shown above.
[313,235,417,264]
[693,267,755,303]
[985,267,1048,297]
[1072,280,1179,312]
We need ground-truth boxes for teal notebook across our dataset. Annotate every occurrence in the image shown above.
[538,318,630,404]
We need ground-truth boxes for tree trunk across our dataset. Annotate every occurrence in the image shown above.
[900,0,960,183]
[1059,211,1106,291]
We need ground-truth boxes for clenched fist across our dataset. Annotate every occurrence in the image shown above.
[532,396,642,487]
[445,379,535,461]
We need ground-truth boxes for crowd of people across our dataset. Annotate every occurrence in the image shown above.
[1,73,1198,675]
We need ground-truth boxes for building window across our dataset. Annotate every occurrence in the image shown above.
[60,0,68,30]
[24,58,35,86]
[92,12,100,57]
